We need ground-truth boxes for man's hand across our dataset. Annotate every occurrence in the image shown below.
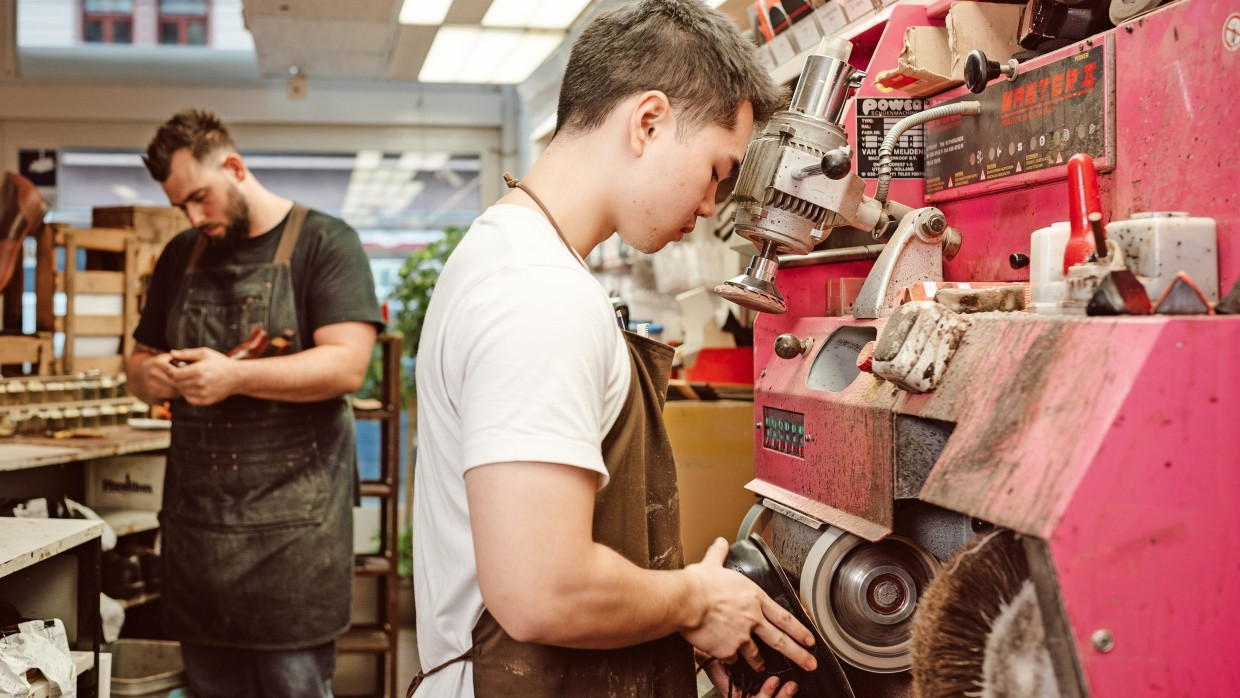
[126,346,182,404]
[680,538,818,675]
[168,347,238,405]
[702,658,800,698]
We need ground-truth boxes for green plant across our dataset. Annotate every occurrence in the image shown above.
[388,226,466,403]
[357,226,466,403]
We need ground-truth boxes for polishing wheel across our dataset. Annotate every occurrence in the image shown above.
[910,529,1057,698]
[799,527,939,673]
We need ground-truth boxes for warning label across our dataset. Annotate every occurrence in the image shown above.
[856,98,925,180]
[924,44,1109,198]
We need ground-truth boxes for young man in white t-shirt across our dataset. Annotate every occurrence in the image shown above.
[412,2,819,696]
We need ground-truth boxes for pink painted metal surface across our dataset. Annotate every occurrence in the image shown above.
[742,2,1240,693]
[928,0,1240,291]
[1050,318,1240,695]
[751,315,898,538]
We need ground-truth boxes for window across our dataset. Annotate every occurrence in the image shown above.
[158,0,209,46]
[82,0,133,44]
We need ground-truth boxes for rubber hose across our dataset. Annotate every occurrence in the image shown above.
[874,101,981,205]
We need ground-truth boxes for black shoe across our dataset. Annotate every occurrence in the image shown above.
[722,534,854,698]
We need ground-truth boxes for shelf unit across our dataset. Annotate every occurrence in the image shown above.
[339,334,402,698]
[0,517,103,698]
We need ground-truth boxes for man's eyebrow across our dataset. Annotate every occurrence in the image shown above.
[169,187,206,209]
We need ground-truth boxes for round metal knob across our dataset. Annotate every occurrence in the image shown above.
[964,50,1001,94]
[822,148,853,180]
[774,334,811,359]
[1009,252,1030,269]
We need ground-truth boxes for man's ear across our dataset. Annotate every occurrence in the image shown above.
[628,90,673,157]
[221,153,246,182]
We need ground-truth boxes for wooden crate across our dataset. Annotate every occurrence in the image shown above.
[35,224,156,375]
[0,332,53,375]
[92,205,189,246]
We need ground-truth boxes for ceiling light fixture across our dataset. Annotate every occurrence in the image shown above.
[418,27,564,84]
[482,0,593,30]
[398,0,453,25]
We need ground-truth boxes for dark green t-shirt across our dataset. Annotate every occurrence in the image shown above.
[134,208,384,351]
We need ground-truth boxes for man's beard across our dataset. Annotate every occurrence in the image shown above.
[202,187,252,249]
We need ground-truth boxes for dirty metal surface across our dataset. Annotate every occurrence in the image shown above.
[1050,316,1240,695]
[753,314,898,539]
[913,313,1160,537]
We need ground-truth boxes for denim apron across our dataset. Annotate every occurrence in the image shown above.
[160,204,354,649]
[408,179,697,696]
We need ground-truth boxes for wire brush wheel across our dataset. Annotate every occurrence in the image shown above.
[910,529,1058,698]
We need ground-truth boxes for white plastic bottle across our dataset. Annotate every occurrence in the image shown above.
[1029,221,1071,314]
[1107,212,1218,303]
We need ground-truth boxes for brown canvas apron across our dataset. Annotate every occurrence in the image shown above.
[408,177,696,696]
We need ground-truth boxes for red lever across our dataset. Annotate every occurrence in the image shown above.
[1063,153,1104,274]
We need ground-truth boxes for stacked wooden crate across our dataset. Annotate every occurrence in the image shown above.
[31,206,187,375]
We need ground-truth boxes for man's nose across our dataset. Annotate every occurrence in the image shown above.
[184,203,206,227]
[697,185,717,219]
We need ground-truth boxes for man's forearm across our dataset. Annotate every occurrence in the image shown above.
[488,540,699,649]
[227,344,369,402]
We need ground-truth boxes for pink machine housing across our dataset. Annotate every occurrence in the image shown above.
[746,1,1239,695]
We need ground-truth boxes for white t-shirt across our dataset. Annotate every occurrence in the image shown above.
[412,204,632,696]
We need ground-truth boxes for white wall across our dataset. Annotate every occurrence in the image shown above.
[0,78,518,208]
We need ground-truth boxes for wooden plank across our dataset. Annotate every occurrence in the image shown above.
[53,227,135,253]
[35,224,54,332]
[0,334,46,364]
[54,269,124,294]
[54,314,124,336]
[123,238,140,360]
[73,354,125,374]
[63,235,77,372]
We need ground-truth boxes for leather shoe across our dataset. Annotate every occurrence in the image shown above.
[722,534,854,698]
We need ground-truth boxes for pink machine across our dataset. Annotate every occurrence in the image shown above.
[715,0,1239,695]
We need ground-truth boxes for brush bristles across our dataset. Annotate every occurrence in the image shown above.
[910,530,1033,698]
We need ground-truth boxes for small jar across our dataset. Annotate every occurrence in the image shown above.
[45,407,65,433]
[81,406,101,429]
[63,406,82,430]
[99,375,117,400]
[100,403,119,426]
[44,380,67,404]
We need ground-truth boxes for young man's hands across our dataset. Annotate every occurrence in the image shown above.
[681,537,817,687]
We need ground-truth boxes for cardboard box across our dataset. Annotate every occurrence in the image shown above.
[666,401,760,563]
[85,454,165,511]
[813,2,849,35]
[875,26,957,97]
[874,2,1026,97]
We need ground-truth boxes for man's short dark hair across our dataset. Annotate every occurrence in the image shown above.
[555,0,786,139]
[143,109,238,183]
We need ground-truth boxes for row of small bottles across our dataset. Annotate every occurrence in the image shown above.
[0,371,128,406]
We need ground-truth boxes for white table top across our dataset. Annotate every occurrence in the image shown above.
[0,518,104,578]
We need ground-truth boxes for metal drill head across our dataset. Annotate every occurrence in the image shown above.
[714,276,787,314]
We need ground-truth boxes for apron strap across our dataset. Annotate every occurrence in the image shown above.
[406,647,474,697]
[184,234,208,274]
[273,202,309,266]
[182,202,308,273]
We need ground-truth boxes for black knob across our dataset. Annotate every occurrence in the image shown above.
[964,50,1000,94]
[821,149,852,180]
[1009,253,1030,269]
[774,334,808,359]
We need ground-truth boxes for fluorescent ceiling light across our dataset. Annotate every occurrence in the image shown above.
[482,0,593,29]
[399,0,453,25]
[419,27,563,84]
